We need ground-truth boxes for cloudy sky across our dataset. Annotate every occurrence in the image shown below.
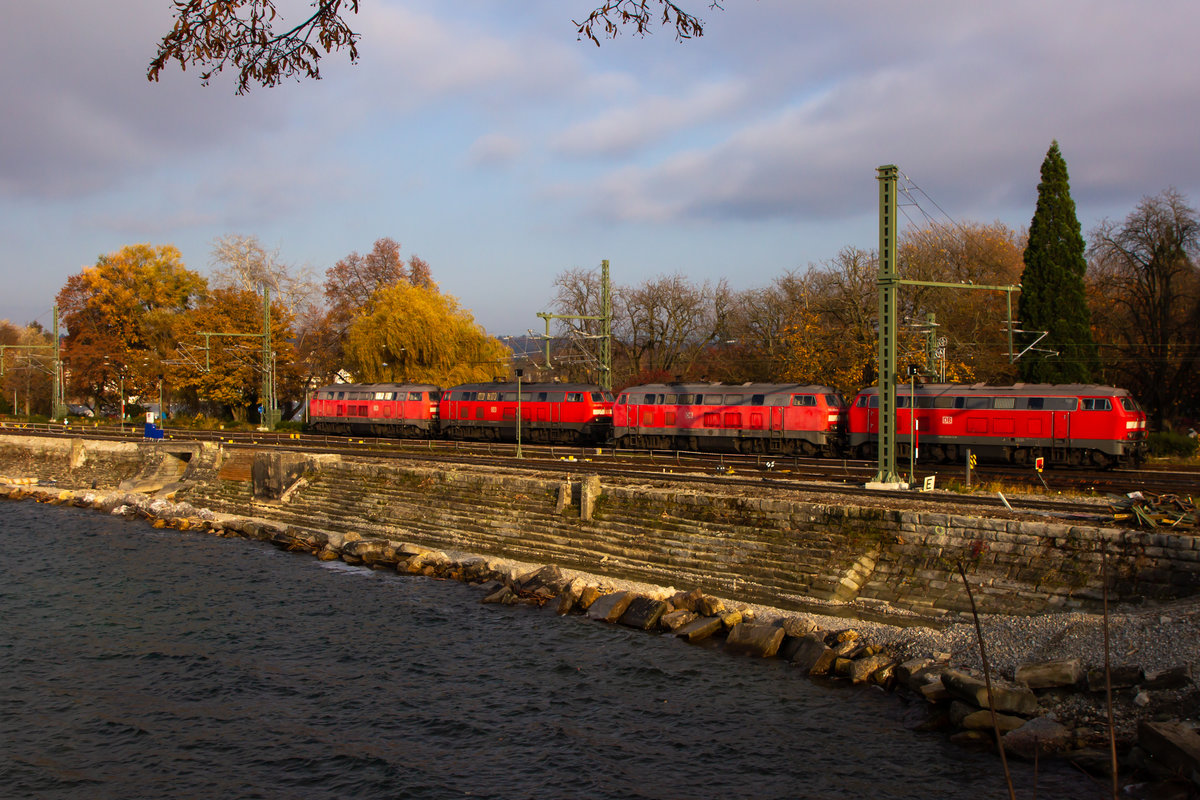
[2,1,1197,336]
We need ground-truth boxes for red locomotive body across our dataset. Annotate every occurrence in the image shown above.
[438,382,614,444]
[308,383,441,437]
[847,383,1147,467]
[612,383,846,455]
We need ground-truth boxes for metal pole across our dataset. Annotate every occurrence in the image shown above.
[261,287,274,430]
[53,306,68,420]
[515,371,523,459]
[909,373,916,483]
[873,165,901,484]
[600,259,612,393]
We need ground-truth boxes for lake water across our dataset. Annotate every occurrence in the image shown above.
[0,500,1096,799]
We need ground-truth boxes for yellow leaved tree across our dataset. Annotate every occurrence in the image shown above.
[343,282,509,386]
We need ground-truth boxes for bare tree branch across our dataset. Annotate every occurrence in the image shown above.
[148,0,361,94]
[150,1,721,93]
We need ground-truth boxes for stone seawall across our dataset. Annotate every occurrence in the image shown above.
[2,433,1197,620]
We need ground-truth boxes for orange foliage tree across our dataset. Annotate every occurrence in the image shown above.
[57,244,207,411]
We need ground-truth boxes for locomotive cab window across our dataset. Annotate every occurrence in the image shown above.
[792,395,816,407]
[1082,398,1112,411]
[566,392,583,402]
[538,392,549,402]
[408,391,423,401]
[751,394,765,406]
[1120,397,1140,412]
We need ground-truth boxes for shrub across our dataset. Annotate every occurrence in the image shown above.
[1148,431,1198,458]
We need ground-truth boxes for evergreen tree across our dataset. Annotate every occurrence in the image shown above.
[1017,141,1098,383]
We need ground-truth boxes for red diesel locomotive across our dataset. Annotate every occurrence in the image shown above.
[438,382,613,444]
[847,383,1147,467]
[611,383,847,455]
[308,381,614,444]
[309,379,1149,469]
[308,383,441,437]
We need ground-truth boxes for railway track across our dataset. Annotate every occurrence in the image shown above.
[5,421,1195,525]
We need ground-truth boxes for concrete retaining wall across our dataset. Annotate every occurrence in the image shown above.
[2,433,1197,618]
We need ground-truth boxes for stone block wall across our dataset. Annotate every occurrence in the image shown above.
[3,434,1198,618]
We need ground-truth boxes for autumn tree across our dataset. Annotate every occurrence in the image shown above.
[719,270,811,382]
[615,274,732,384]
[777,247,881,396]
[342,282,508,386]
[210,233,318,317]
[149,1,714,93]
[57,244,207,412]
[1089,189,1200,428]
[1018,141,1098,383]
[317,237,432,379]
[172,287,299,422]
[0,322,54,416]
[899,221,1025,383]
[551,267,731,387]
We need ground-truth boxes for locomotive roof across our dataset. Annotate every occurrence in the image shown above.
[855,383,1133,396]
[620,382,837,394]
[449,382,603,392]
[315,382,442,392]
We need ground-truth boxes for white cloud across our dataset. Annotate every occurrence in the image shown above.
[466,133,524,168]
[549,80,748,158]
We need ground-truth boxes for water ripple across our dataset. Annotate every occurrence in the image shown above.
[0,500,1095,799]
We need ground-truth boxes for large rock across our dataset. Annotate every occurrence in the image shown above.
[578,585,601,610]
[718,609,743,629]
[696,594,725,617]
[618,597,669,630]
[1015,658,1083,689]
[724,623,785,658]
[895,658,935,691]
[675,616,723,643]
[1002,716,1073,759]
[790,634,836,676]
[660,609,697,631]
[672,588,704,612]
[1143,666,1192,691]
[586,591,635,623]
[1138,721,1200,784]
[556,578,585,615]
[781,616,816,638]
[962,709,1026,733]
[850,653,894,685]
[1086,665,1144,692]
[941,669,1040,715]
[518,565,568,595]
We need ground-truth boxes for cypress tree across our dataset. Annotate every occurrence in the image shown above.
[1017,141,1098,383]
